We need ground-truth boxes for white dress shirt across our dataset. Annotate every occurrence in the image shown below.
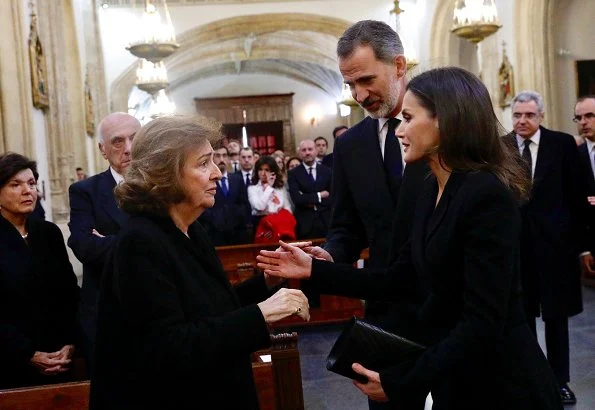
[515,129,541,179]
[586,138,595,180]
[248,182,292,215]
[110,167,124,184]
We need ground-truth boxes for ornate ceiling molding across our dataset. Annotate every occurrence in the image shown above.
[110,13,350,111]
[103,0,319,6]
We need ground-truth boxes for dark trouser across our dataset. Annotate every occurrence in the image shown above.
[526,315,570,385]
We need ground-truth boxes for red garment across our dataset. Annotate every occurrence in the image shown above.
[254,209,296,244]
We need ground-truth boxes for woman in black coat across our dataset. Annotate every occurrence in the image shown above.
[258,68,563,409]
[0,153,79,389]
[90,116,310,410]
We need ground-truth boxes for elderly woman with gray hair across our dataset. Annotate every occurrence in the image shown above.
[90,116,309,410]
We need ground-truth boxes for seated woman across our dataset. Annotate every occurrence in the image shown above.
[248,156,296,243]
[258,67,563,409]
[90,116,310,410]
[0,153,79,389]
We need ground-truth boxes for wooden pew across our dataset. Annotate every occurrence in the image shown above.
[217,240,366,327]
[0,333,304,410]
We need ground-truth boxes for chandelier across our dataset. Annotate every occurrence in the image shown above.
[126,0,179,63]
[451,0,501,44]
[136,59,169,95]
[149,89,176,119]
[390,0,418,70]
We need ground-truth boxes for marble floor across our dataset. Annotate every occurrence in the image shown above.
[296,286,595,409]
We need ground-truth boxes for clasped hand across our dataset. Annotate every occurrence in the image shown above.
[30,344,74,376]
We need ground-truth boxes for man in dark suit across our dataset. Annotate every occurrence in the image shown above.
[305,20,428,410]
[288,139,332,239]
[575,95,595,277]
[237,146,255,195]
[68,112,141,372]
[321,125,348,169]
[200,145,250,245]
[503,91,588,404]
[314,136,328,165]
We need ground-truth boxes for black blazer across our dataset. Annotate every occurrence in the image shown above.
[90,214,272,410]
[0,215,79,388]
[309,171,562,409]
[323,116,426,268]
[200,172,250,245]
[68,169,127,311]
[321,152,334,169]
[503,128,584,318]
[578,142,595,253]
[287,163,332,238]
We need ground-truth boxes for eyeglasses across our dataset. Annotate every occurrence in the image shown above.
[513,112,539,120]
[572,112,595,123]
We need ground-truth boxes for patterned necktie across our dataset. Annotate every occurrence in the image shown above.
[384,118,402,178]
[220,176,229,197]
[522,139,532,179]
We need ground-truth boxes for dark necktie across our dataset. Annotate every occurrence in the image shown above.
[522,139,532,179]
[384,118,402,178]
[233,162,239,172]
[220,176,229,197]
[308,166,315,183]
[245,172,251,187]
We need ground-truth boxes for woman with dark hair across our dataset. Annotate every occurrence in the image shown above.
[286,156,302,171]
[257,67,562,409]
[248,155,296,243]
[0,153,79,389]
[90,116,309,410]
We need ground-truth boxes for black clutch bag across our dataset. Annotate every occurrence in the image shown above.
[326,317,425,383]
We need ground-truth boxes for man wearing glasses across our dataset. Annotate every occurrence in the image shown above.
[575,95,595,279]
[503,91,587,405]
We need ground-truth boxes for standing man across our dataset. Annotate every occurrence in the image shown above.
[200,145,250,245]
[503,91,587,405]
[575,95,595,277]
[288,139,332,239]
[307,20,428,410]
[322,125,348,169]
[68,112,141,372]
[228,140,241,173]
[237,146,255,194]
[75,167,87,181]
[313,136,328,165]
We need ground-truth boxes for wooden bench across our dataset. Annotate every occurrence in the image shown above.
[0,333,304,410]
[217,240,366,327]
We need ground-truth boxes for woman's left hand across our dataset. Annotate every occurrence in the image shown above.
[352,363,389,402]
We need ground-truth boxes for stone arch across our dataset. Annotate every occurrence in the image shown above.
[110,13,351,112]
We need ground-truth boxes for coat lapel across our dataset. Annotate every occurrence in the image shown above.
[425,172,466,244]
[99,170,128,228]
[533,127,555,189]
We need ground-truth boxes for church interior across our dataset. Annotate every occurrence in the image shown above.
[1,0,594,409]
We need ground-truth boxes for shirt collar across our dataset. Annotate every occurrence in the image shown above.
[378,115,402,133]
[585,138,595,154]
[515,128,541,148]
[302,161,316,170]
[110,167,124,184]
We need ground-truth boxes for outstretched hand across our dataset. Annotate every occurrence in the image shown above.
[257,241,313,280]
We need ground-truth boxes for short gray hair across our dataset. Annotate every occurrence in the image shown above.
[337,20,404,64]
[512,91,545,113]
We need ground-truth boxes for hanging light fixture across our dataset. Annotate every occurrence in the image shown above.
[338,83,358,117]
[149,89,176,119]
[390,0,418,70]
[127,0,179,63]
[451,0,502,44]
[136,59,169,95]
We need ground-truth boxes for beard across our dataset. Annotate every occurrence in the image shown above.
[362,77,401,119]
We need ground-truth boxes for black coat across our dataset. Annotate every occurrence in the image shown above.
[200,172,251,245]
[309,171,562,409]
[0,215,79,388]
[503,128,585,318]
[578,142,595,253]
[90,214,272,410]
[287,163,332,238]
[68,169,127,319]
[322,116,427,320]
